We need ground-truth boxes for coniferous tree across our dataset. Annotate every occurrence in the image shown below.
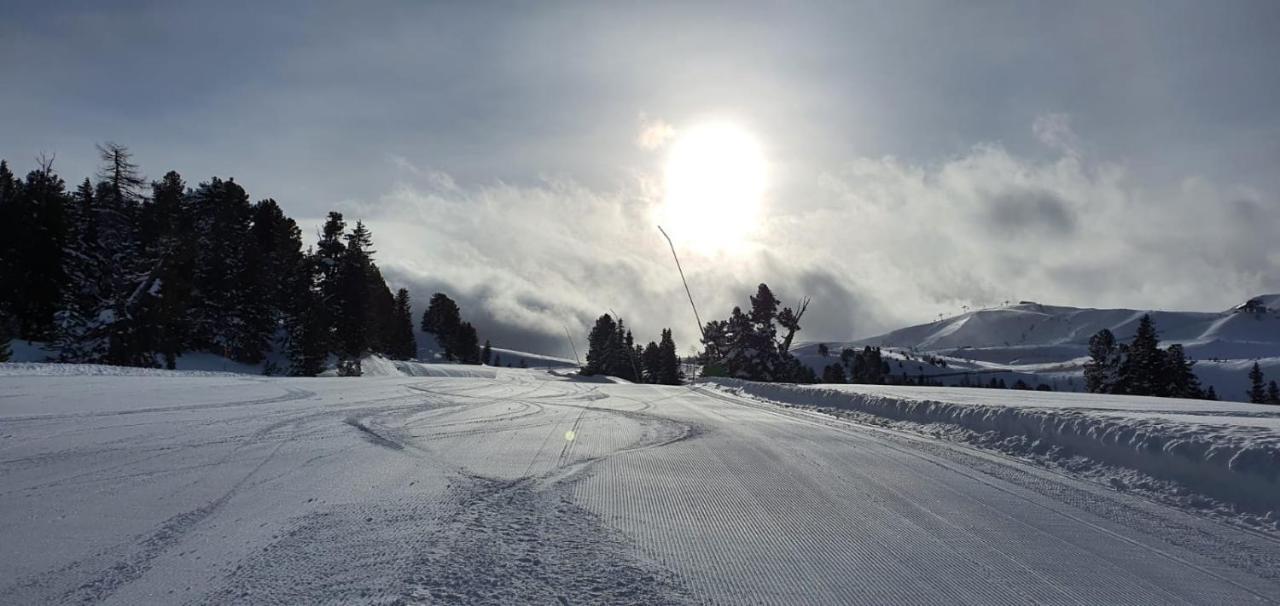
[421,293,463,359]
[455,321,480,364]
[189,177,252,358]
[656,328,682,385]
[7,159,70,341]
[1084,329,1122,394]
[388,289,417,361]
[481,339,492,365]
[1118,314,1166,396]
[822,362,846,383]
[0,161,21,322]
[1266,380,1280,405]
[617,323,641,381]
[1205,385,1218,401]
[583,313,619,376]
[1267,380,1280,405]
[642,341,661,383]
[1248,362,1267,404]
[332,221,376,373]
[284,252,329,376]
[144,172,198,368]
[1162,344,1202,399]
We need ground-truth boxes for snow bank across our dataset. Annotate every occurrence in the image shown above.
[706,379,1280,514]
[0,362,241,378]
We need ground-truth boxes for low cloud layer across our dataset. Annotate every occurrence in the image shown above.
[346,117,1279,357]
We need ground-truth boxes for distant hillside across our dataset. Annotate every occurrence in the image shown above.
[793,295,1280,401]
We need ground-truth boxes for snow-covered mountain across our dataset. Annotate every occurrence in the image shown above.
[793,295,1280,400]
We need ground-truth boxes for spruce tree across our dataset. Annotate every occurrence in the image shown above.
[583,314,618,376]
[1247,362,1267,404]
[332,221,375,372]
[389,288,417,361]
[481,339,493,365]
[284,252,329,376]
[455,321,480,364]
[16,160,70,341]
[1162,344,1202,399]
[657,328,681,385]
[421,293,463,360]
[1267,380,1280,405]
[642,341,661,382]
[1084,329,1121,393]
[822,363,846,383]
[1118,315,1166,396]
[144,172,198,368]
[189,177,253,358]
[0,161,20,322]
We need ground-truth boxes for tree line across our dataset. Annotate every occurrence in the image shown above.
[1084,314,1212,399]
[1247,362,1280,405]
[0,146,484,375]
[582,314,682,384]
[697,283,817,383]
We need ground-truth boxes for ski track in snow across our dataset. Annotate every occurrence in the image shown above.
[2,367,1279,604]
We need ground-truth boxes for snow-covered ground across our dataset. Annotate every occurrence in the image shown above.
[3,364,1280,604]
[794,294,1280,399]
[709,379,1280,521]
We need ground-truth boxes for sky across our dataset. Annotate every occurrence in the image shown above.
[3,1,1279,357]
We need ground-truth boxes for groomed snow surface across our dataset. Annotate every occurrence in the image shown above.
[3,364,1280,604]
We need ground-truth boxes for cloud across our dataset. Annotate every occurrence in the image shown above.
[349,118,1277,358]
[984,188,1077,236]
[636,117,676,150]
[1032,113,1079,156]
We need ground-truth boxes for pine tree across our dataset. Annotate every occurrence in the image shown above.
[389,289,417,361]
[617,323,641,381]
[822,363,846,383]
[583,314,618,376]
[332,221,375,371]
[656,328,681,385]
[0,160,20,323]
[641,341,661,383]
[6,158,71,341]
[1162,344,1202,399]
[1204,385,1218,401]
[481,339,493,365]
[1267,380,1280,405]
[1118,315,1166,396]
[1247,362,1267,404]
[53,178,109,362]
[284,252,329,376]
[1084,329,1122,393]
[421,293,463,360]
[455,321,480,364]
[144,172,198,368]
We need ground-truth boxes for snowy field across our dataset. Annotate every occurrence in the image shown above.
[3,365,1280,604]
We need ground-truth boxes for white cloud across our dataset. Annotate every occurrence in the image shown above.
[1032,113,1079,156]
[357,119,1279,356]
[636,117,676,150]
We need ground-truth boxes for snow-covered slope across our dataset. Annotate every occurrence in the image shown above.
[4,368,1279,603]
[795,295,1280,399]
[8,335,577,377]
[709,379,1280,515]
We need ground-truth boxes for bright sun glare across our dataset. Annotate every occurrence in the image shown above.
[661,122,766,252]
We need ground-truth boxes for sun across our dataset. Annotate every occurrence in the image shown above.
[660,121,766,252]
